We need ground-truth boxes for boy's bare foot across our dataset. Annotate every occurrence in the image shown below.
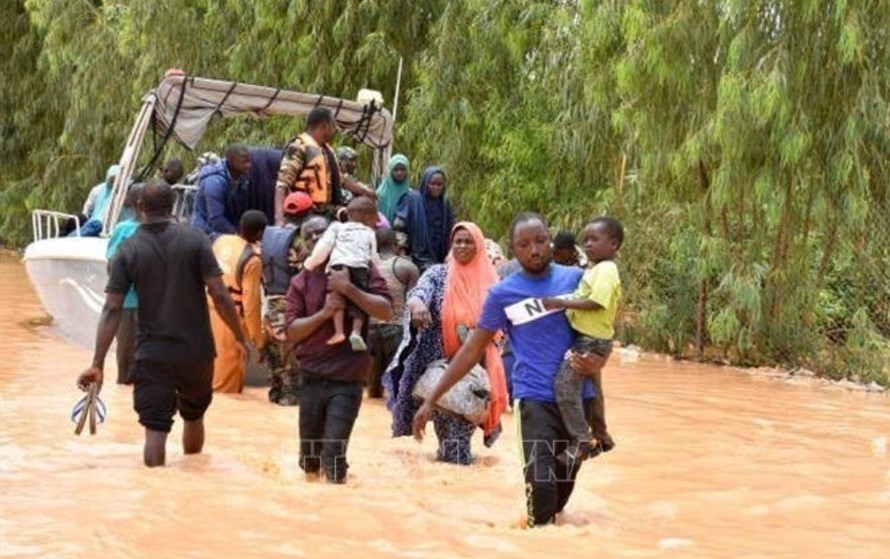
[326,333,346,346]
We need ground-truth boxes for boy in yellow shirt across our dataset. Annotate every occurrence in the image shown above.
[543,216,623,465]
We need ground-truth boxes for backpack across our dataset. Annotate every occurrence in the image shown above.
[261,225,301,295]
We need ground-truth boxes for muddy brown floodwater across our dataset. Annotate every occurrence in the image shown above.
[1,253,888,558]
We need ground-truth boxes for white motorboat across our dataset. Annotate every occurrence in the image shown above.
[23,73,394,349]
[24,234,109,348]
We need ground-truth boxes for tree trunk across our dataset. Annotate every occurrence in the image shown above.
[695,159,712,359]
[767,177,796,327]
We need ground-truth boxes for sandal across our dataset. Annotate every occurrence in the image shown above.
[71,383,106,435]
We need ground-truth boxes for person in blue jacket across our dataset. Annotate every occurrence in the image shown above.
[191,145,252,239]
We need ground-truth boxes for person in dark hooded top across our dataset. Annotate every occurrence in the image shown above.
[228,147,282,226]
[191,145,252,240]
[393,166,454,272]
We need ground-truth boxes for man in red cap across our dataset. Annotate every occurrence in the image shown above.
[261,191,330,405]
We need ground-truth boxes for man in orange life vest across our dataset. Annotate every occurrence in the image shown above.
[274,107,375,226]
[209,210,268,393]
[274,107,342,225]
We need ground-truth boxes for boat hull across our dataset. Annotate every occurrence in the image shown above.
[22,236,270,385]
[23,237,109,350]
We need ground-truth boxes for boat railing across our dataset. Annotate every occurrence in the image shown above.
[32,210,80,241]
[172,184,198,223]
[30,182,193,241]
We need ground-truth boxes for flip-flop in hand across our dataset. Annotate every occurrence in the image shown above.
[71,382,107,436]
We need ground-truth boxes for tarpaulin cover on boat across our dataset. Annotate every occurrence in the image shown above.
[152,75,394,149]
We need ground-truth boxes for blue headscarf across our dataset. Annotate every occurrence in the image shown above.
[396,166,454,268]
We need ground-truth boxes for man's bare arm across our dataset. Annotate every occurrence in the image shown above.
[542,296,602,311]
[274,188,286,226]
[286,292,344,342]
[77,292,125,392]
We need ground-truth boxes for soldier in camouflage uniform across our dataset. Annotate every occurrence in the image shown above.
[274,108,340,225]
[274,108,378,227]
[263,213,330,405]
[264,296,300,405]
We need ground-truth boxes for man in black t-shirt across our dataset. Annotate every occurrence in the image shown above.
[77,179,248,467]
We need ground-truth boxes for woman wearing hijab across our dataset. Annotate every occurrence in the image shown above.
[375,154,411,223]
[384,222,508,465]
[394,166,454,272]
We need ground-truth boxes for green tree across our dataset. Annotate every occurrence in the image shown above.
[2,0,887,382]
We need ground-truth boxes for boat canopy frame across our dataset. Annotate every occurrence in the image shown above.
[103,74,394,235]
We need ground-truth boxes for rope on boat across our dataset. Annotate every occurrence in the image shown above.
[136,76,189,181]
[260,88,281,113]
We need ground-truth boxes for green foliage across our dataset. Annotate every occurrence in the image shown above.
[1,0,888,383]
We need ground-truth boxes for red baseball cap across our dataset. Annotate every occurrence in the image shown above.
[284,191,313,216]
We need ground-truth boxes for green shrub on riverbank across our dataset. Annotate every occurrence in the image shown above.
[2,0,887,384]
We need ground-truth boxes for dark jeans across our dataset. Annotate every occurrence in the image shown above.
[366,323,402,398]
[554,336,612,444]
[116,309,137,384]
[298,374,364,483]
[518,398,593,527]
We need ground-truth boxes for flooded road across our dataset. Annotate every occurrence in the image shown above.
[1,253,888,558]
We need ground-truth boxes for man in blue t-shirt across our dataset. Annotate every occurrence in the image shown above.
[412,212,609,527]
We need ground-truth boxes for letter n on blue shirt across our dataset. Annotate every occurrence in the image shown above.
[477,264,593,402]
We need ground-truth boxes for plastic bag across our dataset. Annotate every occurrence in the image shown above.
[412,359,490,424]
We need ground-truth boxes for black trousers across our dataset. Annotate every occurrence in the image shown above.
[298,374,364,483]
[517,398,593,527]
[133,360,214,433]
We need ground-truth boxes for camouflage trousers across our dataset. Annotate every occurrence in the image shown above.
[263,296,302,406]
